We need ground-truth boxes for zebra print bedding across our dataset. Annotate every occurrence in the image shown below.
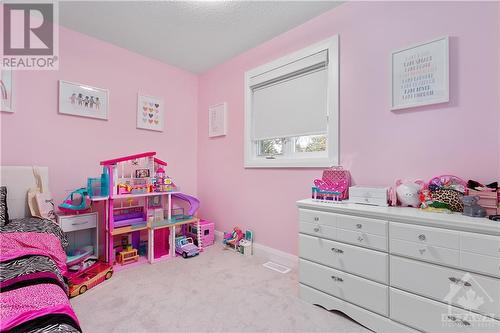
[0,217,81,333]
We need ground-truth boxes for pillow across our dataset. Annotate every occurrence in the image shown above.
[0,186,9,226]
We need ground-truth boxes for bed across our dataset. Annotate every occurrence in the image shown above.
[1,166,81,333]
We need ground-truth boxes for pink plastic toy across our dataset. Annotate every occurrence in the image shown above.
[185,219,214,248]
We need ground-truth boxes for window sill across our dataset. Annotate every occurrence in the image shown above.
[244,157,334,168]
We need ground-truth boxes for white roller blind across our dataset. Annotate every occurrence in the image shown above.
[251,65,328,141]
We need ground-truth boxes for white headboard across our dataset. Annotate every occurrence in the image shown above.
[0,166,49,219]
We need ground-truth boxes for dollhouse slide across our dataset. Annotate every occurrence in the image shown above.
[172,193,199,216]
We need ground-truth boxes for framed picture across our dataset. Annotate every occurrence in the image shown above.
[391,36,449,110]
[137,94,164,132]
[1,70,13,113]
[208,102,227,137]
[135,169,150,178]
[59,80,109,119]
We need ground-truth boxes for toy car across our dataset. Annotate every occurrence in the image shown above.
[175,236,199,258]
[68,261,113,298]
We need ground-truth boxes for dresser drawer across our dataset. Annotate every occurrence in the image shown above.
[299,259,388,316]
[59,213,97,232]
[461,232,500,259]
[299,209,337,227]
[390,288,500,333]
[337,215,387,237]
[299,234,388,283]
[337,228,387,251]
[390,238,459,267]
[390,223,460,250]
[299,221,337,240]
[391,256,500,319]
[460,252,500,278]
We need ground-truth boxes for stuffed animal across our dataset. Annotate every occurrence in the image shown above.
[462,196,487,218]
[395,180,424,207]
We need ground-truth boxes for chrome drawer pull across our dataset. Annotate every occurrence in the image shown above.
[331,275,343,282]
[418,234,426,241]
[314,217,319,221]
[71,221,88,226]
[357,236,364,242]
[447,316,471,326]
[331,247,344,254]
[356,223,362,229]
[460,319,471,326]
[419,248,426,254]
[448,277,471,287]
[313,226,320,232]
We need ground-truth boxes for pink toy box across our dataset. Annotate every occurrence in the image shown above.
[185,219,214,248]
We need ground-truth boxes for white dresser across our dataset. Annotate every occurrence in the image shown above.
[297,199,500,333]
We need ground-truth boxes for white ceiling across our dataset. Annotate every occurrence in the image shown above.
[59,1,343,74]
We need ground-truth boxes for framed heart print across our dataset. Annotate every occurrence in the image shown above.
[137,94,164,132]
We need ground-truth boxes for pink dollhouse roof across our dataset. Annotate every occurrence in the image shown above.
[100,152,156,165]
[154,158,168,166]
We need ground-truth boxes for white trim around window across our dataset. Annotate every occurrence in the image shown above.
[244,35,339,168]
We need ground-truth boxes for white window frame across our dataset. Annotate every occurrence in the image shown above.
[244,35,339,168]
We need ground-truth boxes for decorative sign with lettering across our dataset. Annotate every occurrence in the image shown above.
[391,37,449,110]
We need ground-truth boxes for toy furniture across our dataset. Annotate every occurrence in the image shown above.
[297,198,500,333]
[185,219,214,247]
[56,212,99,264]
[223,227,244,250]
[117,248,139,265]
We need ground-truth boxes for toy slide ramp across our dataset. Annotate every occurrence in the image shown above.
[172,193,199,216]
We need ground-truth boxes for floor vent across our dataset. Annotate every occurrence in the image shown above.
[263,261,291,274]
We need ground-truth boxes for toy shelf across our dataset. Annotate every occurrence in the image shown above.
[111,191,180,200]
[111,223,148,236]
[150,217,199,230]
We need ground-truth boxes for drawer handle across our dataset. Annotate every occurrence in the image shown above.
[418,234,426,241]
[71,221,89,226]
[357,236,364,242]
[313,225,320,232]
[447,316,470,326]
[356,223,362,229]
[448,277,471,287]
[314,217,319,221]
[331,247,344,254]
[331,275,343,282]
[419,248,426,255]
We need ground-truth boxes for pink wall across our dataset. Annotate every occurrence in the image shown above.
[197,1,500,255]
[0,26,199,203]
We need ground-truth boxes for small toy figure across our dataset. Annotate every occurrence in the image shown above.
[462,196,487,218]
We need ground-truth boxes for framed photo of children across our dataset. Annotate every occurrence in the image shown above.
[391,36,449,110]
[1,70,13,113]
[137,94,164,132]
[58,80,109,120]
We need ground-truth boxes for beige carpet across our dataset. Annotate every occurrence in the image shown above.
[71,245,370,333]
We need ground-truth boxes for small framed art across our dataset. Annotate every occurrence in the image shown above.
[391,36,449,110]
[137,94,164,132]
[208,102,227,137]
[59,80,109,119]
[1,70,13,113]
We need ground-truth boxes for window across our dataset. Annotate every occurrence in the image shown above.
[244,35,339,168]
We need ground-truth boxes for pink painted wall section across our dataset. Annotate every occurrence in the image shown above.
[0,26,199,203]
[197,1,500,255]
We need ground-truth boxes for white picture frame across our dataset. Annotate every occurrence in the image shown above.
[391,36,449,110]
[58,80,108,120]
[1,70,13,113]
[137,94,164,132]
[208,102,227,137]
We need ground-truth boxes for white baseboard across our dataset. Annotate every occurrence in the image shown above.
[215,230,298,269]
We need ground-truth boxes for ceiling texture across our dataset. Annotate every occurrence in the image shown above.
[59,1,343,74]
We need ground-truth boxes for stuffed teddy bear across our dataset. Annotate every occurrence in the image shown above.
[462,196,487,218]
